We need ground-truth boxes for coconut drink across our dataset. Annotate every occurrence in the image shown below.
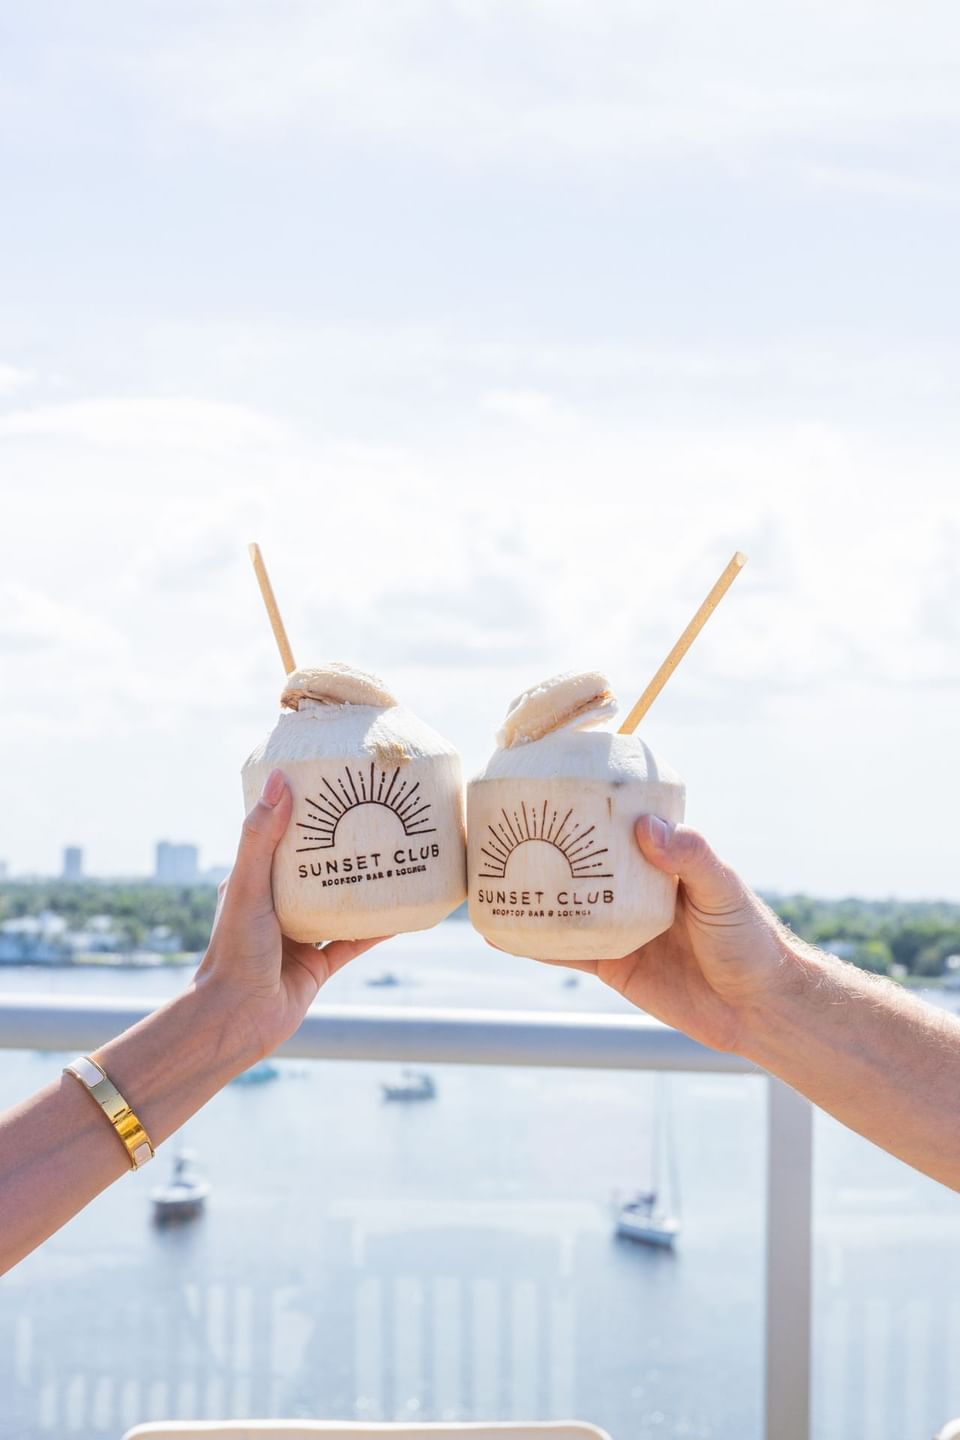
[243,662,466,943]
[467,672,686,961]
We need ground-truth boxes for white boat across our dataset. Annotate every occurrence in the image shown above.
[617,1191,681,1248]
[616,1075,681,1248]
[151,1150,210,1223]
[381,1068,436,1101]
[230,1057,280,1085]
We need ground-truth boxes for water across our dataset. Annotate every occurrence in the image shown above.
[0,925,958,1439]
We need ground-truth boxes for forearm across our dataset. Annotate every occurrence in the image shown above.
[0,975,256,1274]
[740,944,960,1190]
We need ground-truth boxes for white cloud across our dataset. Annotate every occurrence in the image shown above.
[0,397,293,452]
[0,582,123,658]
[0,363,37,396]
[480,389,568,424]
[122,0,960,166]
[2,1,960,891]
[1,398,958,891]
[135,320,960,417]
[804,164,960,206]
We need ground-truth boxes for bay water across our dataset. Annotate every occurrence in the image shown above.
[1,923,958,1439]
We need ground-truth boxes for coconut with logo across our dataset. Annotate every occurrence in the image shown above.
[242,664,466,943]
[467,671,686,961]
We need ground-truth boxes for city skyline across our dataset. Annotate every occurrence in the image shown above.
[0,840,227,886]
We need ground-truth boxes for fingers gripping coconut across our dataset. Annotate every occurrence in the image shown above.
[602,817,796,1056]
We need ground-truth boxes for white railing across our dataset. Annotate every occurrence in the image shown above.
[0,996,812,1440]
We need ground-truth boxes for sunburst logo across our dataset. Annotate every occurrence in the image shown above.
[478,802,612,879]
[296,764,436,853]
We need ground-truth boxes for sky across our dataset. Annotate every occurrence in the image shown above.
[1,0,959,897]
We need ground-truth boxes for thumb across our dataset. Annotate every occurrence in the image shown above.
[228,768,291,912]
[635,816,746,917]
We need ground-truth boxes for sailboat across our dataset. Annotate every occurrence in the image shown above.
[151,1149,210,1223]
[616,1075,681,1248]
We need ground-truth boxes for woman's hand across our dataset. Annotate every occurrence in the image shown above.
[551,817,799,1055]
[194,768,389,1063]
[0,767,390,1274]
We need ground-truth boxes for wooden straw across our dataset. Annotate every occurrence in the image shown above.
[618,551,747,735]
[248,542,296,675]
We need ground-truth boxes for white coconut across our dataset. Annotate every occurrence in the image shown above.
[468,673,685,961]
[242,667,466,943]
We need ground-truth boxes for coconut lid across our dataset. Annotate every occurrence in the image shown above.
[281,662,397,712]
[480,669,682,786]
[496,670,618,747]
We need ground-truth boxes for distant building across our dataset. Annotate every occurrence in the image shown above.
[67,914,123,956]
[145,924,183,954]
[155,841,200,885]
[201,864,231,888]
[0,911,71,964]
[62,846,84,882]
[0,860,8,881]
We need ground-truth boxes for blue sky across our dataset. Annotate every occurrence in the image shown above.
[1,1,959,896]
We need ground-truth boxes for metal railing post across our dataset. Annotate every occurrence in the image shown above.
[765,1076,813,1440]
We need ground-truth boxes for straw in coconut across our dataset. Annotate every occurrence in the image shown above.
[248,542,296,675]
[618,551,747,735]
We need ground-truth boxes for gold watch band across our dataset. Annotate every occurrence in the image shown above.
[64,1055,155,1170]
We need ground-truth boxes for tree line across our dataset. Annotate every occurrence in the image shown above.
[1,883,959,979]
[769,895,960,978]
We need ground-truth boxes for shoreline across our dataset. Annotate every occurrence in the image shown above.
[0,953,200,971]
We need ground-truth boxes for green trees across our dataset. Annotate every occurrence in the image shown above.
[769,895,960,979]
[0,883,217,956]
[1,882,959,980]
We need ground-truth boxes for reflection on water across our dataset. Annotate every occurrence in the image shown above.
[1,925,958,1439]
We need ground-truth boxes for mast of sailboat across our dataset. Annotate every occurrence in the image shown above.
[664,1075,681,1217]
[650,1074,662,1203]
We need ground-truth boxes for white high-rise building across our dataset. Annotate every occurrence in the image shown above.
[154,842,200,885]
[62,846,84,882]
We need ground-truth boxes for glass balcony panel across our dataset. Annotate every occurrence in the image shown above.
[813,1105,960,1440]
[0,1045,766,1439]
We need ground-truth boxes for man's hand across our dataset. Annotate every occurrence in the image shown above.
[548,816,798,1054]
[549,816,960,1190]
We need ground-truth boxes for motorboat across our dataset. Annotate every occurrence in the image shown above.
[381,1068,436,1101]
[230,1057,280,1085]
[151,1150,210,1223]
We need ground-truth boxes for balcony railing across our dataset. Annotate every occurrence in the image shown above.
[0,996,812,1440]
